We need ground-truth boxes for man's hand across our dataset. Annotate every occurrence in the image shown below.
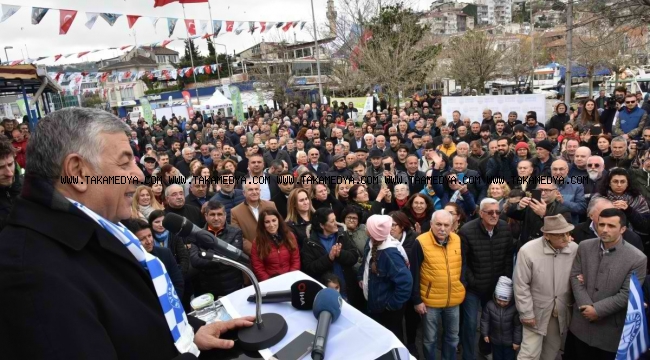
[555,192,564,204]
[414,303,427,315]
[579,305,599,321]
[194,316,255,350]
[484,337,490,343]
[529,199,547,217]
[518,197,532,210]
[513,344,520,351]
[577,274,584,284]
[623,134,630,140]
[521,318,536,327]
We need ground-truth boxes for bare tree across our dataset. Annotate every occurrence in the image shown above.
[446,30,503,95]
[500,35,551,87]
[247,35,298,105]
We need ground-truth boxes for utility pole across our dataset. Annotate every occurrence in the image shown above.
[310,0,324,104]
[182,4,200,105]
[530,3,535,91]
[565,0,573,106]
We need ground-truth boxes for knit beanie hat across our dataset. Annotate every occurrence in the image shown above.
[366,215,392,241]
[535,140,554,153]
[515,142,529,152]
[494,276,513,302]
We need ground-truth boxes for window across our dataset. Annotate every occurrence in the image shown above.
[120,87,135,100]
[295,49,304,58]
[292,63,312,76]
[303,47,312,57]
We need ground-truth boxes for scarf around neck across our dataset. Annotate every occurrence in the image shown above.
[154,230,170,248]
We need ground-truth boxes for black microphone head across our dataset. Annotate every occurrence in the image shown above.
[290,280,321,310]
[162,213,193,237]
[312,288,343,322]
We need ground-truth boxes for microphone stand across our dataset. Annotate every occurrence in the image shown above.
[200,251,288,351]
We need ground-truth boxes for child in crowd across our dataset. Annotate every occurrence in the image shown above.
[480,276,522,360]
[323,272,341,293]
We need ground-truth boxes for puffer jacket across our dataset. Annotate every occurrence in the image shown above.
[480,300,522,346]
[459,218,513,300]
[189,225,244,297]
[251,233,301,281]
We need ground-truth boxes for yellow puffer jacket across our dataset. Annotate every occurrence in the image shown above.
[417,231,465,308]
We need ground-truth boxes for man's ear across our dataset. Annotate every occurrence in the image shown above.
[60,153,91,193]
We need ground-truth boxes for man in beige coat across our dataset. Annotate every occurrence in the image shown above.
[513,214,578,360]
[230,178,276,256]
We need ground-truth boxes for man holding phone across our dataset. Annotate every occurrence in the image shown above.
[506,176,572,247]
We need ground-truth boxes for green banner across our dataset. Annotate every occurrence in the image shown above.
[139,97,153,125]
[229,86,245,122]
[15,99,27,116]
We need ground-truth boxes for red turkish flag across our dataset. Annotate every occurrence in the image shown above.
[59,10,77,35]
[120,45,133,51]
[226,21,234,32]
[282,22,293,31]
[154,0,178,7]
[259,22,266,32]
[54,54,62,62]
[127,15,141,29]
[77,51,90,58]
[161,39,173,47]
[184,19,196,36]
[179,0,208,3]
[204,65,211,74]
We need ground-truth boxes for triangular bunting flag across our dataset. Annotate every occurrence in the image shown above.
[249,21,256,34]
[211,64,218,73]
[36,56,47,61]
[59,10,77,35]
[234,22,245,35]
[161,39,173,47]
[259,21,266,33]
[99,13,121,26]
[91,49,101,53]
[31,7,49,25]
[265,22,276,32]
[10,60,23,66]
[293,21,300,28]
[154,0,178,7]
[185,19,196,36]
[300,21,307,30]
[1,5,20,23]
[276,22,284,28]
[225,20,234,32]
[120,45,132,50]
[199,20,208,35]
[150,17,160,30]
[127,15,140,29]
[167,18,178,37]
[54,54,62,62]
[282,22,293,31]
[204,65,211,74]
[213,20,222,36]
[85,12,99,29]
[77,51,90,58]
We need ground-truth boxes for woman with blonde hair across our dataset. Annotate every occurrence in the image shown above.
[295,171,317,196]
[131,185,165,220]
[486,179,511,211]
[334,178,355,205]
[285,188,315,249]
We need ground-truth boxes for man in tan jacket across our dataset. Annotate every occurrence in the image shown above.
[230,178,276,255]
[513,214,578,360]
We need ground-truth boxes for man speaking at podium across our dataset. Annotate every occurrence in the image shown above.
[0,108,254,359]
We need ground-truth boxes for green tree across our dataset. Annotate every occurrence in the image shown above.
[355,3,439,106]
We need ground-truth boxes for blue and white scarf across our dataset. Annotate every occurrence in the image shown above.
[67,198,199,356]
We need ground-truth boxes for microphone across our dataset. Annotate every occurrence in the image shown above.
[162,212,250,264]
[246,279,321,310]
[311,288,343,360]
[199,250,288,351]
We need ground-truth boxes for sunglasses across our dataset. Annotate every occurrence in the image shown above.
[626,101,637,104]
[587,163,600,168]
[482,210,501,216]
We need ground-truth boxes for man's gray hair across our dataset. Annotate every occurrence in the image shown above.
[364,133,375,141]
[587,197,613,216]
[182,147,194,155]
[27,108,129,182]
[587,155,604,165]
[480,197,499,211]
[165,184,183,197]
[612,136,627,147]
[456,142,469,149]
[431,209,453,222]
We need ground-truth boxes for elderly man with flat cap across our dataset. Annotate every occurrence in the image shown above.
[513,214,578,360]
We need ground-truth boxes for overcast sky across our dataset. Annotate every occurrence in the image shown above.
[0,0,430,67]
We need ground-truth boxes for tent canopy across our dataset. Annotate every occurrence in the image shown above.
[204,90,232,109]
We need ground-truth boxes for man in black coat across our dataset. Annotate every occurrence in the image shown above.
[0,108,254,359]
[165,184,205,227]
[459,198,513,360]
[306,147,330,178]
[0,137,21,231]
[486,136,517,188]
[571,197,644,251]
[507,177,572,247]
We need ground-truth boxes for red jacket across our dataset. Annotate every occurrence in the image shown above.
[12,139,27,168]
[251,234,300,281]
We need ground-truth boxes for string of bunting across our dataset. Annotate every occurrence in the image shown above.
[50,62,224,98]
[0,4,308,36]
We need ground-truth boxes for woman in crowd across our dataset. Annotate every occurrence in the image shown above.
[557,123,579,144]
[487,179,511,211]
[159,164,185,189]
[251,209,301,281]
[572,99,601,132]
[221,159,246,187]
[401,193,435,235]
[594,134,612,157]
[131,185,165,221]
[147,210,190,276]
[591,168,650,234]
[312,182,345,220]
[285,188,315,249]
[534,129,547,144]
[151,182,165,205]
[342,206,368,271]
[444,202,467,234]
[295,171,317,196]
[335,178,354,206]
[358,215,412,345]
[546,102,570,132]
[348,184,391,223]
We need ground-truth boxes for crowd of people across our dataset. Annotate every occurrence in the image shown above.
[0,86,649,359]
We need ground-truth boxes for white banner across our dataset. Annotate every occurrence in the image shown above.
[441,94,546,125]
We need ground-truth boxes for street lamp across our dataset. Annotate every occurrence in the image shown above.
[310,0,324,104]
[213,42,234,81]
[4,46,13,63]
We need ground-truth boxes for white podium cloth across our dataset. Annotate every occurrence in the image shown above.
[219,271,414,360]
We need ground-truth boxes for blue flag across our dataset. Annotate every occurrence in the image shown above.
[617,273,650,360]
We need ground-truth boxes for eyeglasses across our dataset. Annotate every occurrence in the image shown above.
[587,163,601,168]
[626,101,637,104]
[345,217,358,222]
[481,210,501,216]
[539,188,556,193]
